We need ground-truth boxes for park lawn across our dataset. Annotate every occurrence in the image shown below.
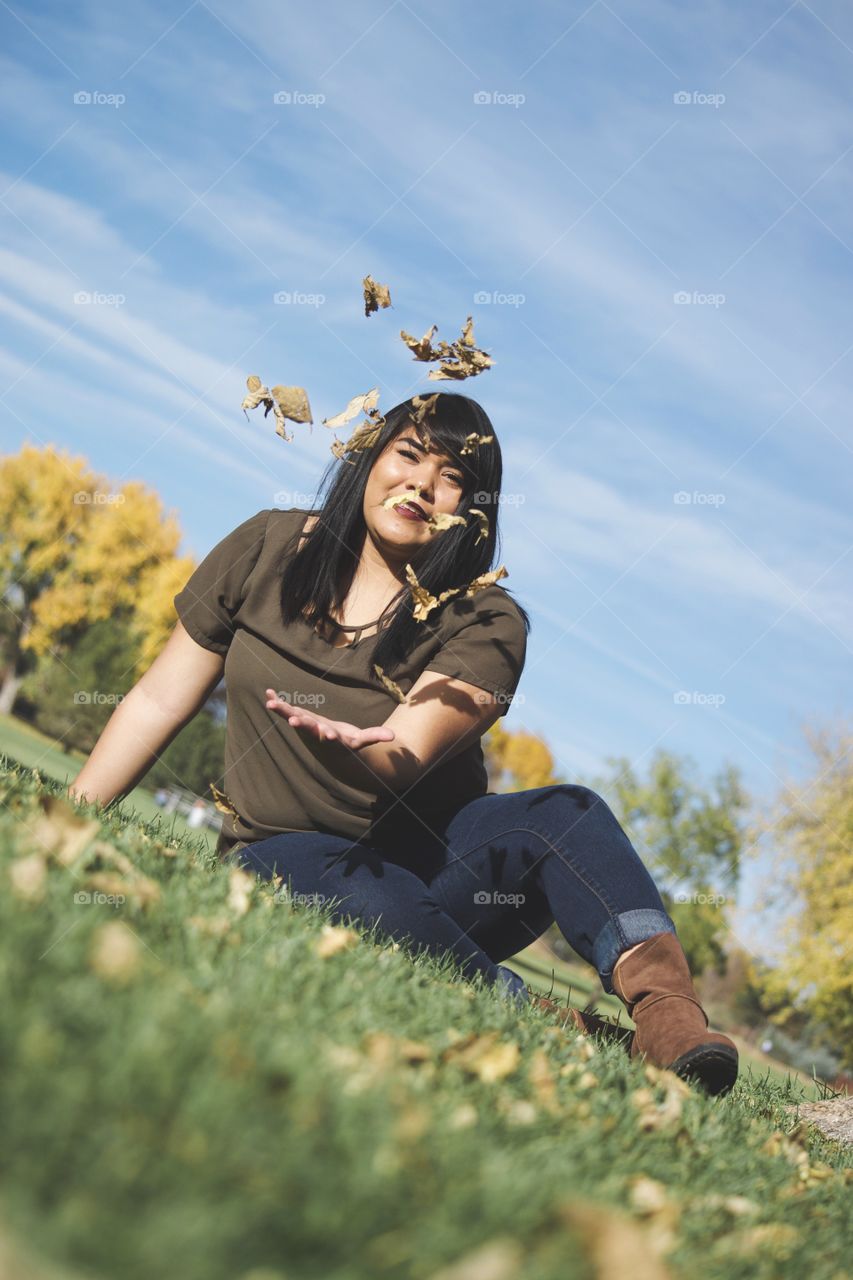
[1,759,851,1280]
[0,712,217,856]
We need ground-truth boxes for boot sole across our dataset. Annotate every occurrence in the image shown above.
[669,1043,739,1096]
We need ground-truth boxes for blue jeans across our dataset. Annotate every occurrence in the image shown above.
[232,784,676,1004]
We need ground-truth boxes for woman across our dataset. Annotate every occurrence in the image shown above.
[68,392,738,1095]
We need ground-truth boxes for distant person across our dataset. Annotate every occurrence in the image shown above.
[186,797,206,829]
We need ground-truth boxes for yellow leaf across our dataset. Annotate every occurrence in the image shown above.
[9,852,48,902]
[314,923,360,957]
[89,921,142,985]
[362,274,392,316]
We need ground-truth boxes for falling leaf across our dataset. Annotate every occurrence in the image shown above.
[461,566,509,597]
[363,274,392,316]
[241,374,313,443]
[459,431,495,456]
[314,923,360,957]
[330,415,386,461]
[323,387,381,429]
[467,509,489,544]
[89,921,142,985]
[209,783,239,820]
[441,1030,520,1082]
[400,323,441,361]
[424,511,468,536]
[373,664,408,703]
[403,563,465,622]
[27,793,100,867]
[410,392,440,428]
[400,317,494,381]
[9,852,48,902]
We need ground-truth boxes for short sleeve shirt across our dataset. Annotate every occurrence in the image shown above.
[173,508,527,858]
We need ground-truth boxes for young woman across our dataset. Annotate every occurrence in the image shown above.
[68,392,738,1095]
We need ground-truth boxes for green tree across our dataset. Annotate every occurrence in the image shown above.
[588,749,748,976]
[146,711,227,798]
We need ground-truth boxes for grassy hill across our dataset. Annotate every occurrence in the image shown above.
[1,758,851,1280]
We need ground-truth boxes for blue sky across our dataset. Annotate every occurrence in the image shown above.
[1,0,851,959]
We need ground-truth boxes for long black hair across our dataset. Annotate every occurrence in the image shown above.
[276,391,531,675]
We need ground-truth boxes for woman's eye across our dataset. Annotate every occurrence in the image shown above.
[399,448,463,485]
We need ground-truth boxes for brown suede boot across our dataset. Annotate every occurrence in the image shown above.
[528,992,634,1052]
[611,932,739,1096]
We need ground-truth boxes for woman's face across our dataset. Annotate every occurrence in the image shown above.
[363,422,466,552]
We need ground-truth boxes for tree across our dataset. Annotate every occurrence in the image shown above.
[755,721,853,1069]
[146,710,227,797]
[0,444,196,714]
[588,750,747,976]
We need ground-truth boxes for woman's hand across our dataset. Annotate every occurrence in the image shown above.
[264,689,396,750]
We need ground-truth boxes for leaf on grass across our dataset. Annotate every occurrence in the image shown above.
[557,1199,673,1280]
[241,374,313,443]
[630,1079,684,1133]
[373,664,408,703]
[86,869,161,908]
[227,867,255,917]
[89,921,142,985]
[187,914,232,938]
[527,1047,560,1115]
[209,783,239,820]
[28,793,100,867]
[8,852,48,902]
[314,923,360,957]
[441,1030,520,1083]
[363,274,392,316]
[628,1176,681,1257]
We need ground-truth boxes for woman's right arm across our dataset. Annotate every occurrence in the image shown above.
[66,620,226,809]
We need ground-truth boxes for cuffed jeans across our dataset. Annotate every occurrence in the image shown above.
[232,784,677,1005]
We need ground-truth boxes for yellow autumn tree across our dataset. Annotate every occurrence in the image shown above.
[755,720,853,1068]
[0,444,195,713]
[484,721,558,791]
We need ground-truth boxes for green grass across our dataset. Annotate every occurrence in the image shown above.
[1,759,851,1280]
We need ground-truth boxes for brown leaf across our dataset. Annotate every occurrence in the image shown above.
[314,923,360,957]
[322,387,381,430]
[226,867,255,917]
[441,1030,520,1083]
[373,664,408,703]
[28,793,100,867]
[209,782,239,820]
[557,1199,673,1280]
[459,431,495,456]
[9,852,48,902]
[528,1047,561,1115]
[241,374,313,443]
[425,1237,523,1280]
[400,323,441,361]
[363,274,392,316]
[89,921,142,985]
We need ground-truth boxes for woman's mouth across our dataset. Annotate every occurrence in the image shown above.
[394,501,427,522]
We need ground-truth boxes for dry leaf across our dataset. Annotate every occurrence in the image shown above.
[628,1176,680,1256]
[441,1030,520,1083]
[86,869,161,908]
[400,323,441,361]
[424,511,468,536]
[314,923,360,957]
[187,914,232,938]
[557,1200,673,1280]
[323,387,381,429]
[227,867,255,917]
[448,1103,478,1130]
[28,793,100,867]
[373,664,408,703]
[403,563,465,622]
[467,508,489,544]
[241,374,313,443]
[459,431,495,456]
[527,1048,560,1115]
[209,783,239,820]
[363,274,392,316]
[426,1237,523,1280]
[9,852,48,902]
[89,921,142,985]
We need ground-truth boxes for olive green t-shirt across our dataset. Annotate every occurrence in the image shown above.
[172,508,527,859]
